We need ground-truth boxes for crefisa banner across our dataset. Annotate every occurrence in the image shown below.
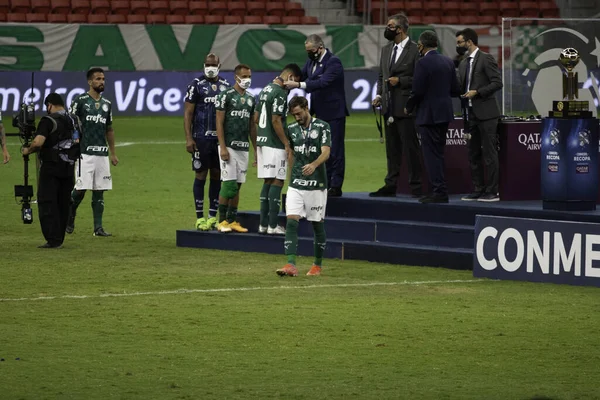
[474,215,600,287]
[0,71,380,116]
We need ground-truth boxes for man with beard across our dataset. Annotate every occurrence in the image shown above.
[66,67,119,236]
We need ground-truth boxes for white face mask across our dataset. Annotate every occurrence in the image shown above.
[237,77,251,90]
[204,65,219,79]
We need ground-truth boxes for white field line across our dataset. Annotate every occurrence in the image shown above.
[0,279,490,303]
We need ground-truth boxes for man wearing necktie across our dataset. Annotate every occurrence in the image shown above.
[284,34,348,198]
[456,28,503,202]
[370,13,422,198]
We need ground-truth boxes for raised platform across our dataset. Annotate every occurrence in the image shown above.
[176,193,600,270]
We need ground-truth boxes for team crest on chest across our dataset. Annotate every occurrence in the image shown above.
[247,98,253,107]
[102,104,109,112]
[219,85,226,91]
[95,102,100,110]
[310,130,319,139]
[240,97,246,104]
[211,84,217,91]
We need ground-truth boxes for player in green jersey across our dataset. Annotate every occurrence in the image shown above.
[276,96,331,277]
[215,64,257,233]
[255,63,302,235]
[66,68,119,237]
[0,111,9,164]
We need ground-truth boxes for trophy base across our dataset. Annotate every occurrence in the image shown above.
[549,111,593,118]
[549,100,592,118]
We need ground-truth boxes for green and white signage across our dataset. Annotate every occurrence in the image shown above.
[0,24,408,71]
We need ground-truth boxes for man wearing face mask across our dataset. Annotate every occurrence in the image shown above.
[215,64,257,233]
[284,34,348,198]
[370,13,422,199]
[184,53,230,231]
[455,28,503,202]
[22,93,81,248]
[405,31,461,204]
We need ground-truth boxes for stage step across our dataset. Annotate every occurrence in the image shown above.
[176,230,472,270]
[236,212,474,248]
[325,193,600,225]
[175,192,600,270]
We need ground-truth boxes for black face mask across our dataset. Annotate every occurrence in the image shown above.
[384,28,399,41]
[456,45,468,56]
[307,49,320,61]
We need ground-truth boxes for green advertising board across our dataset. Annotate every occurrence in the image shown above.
[0,24,434,71]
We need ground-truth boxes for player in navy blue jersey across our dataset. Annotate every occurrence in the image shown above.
[184,53,231,231]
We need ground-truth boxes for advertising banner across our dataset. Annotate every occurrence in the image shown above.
[397,120,543,200]
[0,24,388,72]
[0,23,510,73]
[540,117,599,204]
[474,215,600,287]
[0,70,381,115]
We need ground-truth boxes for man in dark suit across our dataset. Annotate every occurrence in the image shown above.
[370,13,422,198]
[456,28,503,202]
[405,31,460,203]
[285,34,348,197]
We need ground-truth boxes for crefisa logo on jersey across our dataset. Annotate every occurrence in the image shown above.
[473,215,600,287]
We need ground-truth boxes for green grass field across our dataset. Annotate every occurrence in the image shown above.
[1,114,600,400]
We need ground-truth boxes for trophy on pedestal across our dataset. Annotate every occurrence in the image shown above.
[549,48,593,118]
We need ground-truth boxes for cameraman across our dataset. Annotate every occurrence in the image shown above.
[23,93,80,249]
[0,111,9,164]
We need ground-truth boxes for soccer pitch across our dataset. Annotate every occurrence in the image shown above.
[1,115,600,399]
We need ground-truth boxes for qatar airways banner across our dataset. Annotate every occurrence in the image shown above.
[0,70,381,116]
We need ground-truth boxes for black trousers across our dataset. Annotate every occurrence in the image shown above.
[419,123,448,197]
[466,115,499,194]
[324,117,346,190]
[37,164,74,246]
[384,116,422,194]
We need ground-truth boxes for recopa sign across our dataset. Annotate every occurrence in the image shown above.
[473,215,600,287]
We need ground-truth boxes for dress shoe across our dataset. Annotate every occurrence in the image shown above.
[328,187,343,197]
[461,192,484,201]
[369,185,396,197]
[419,195,449,204]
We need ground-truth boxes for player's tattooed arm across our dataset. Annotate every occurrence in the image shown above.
[184,102,196,153]
[249,115,257,158]
[302,146,330,176]
[216,110,229,161]
[106,126,119,166]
